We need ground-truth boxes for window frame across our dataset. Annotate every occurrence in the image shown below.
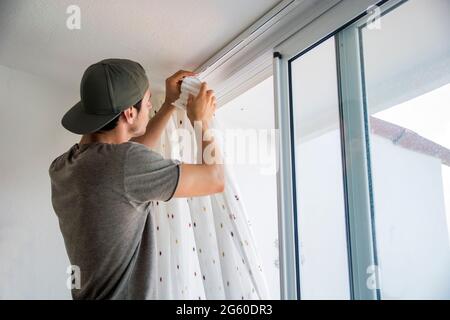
[273,0,407,300]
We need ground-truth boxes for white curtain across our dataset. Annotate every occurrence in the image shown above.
[149,102,270,300]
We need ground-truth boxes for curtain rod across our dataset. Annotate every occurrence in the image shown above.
[195,0,303,78]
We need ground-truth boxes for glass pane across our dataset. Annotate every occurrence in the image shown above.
[290,38,351,299]
[361,0,450,299]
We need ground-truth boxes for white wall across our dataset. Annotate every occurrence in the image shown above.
[0,65,77,299]
[371,135,450,299]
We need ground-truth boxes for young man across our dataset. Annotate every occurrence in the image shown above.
[49,58,224,299]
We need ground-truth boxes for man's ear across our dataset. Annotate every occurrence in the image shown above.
[122,106,136,124]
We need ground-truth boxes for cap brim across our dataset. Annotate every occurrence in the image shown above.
[61,101,121,135]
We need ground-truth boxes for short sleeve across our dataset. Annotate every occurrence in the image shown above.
[124,142,181,203]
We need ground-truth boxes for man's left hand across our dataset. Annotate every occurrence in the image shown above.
[164,70,197,106]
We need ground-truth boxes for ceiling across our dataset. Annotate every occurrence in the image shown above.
[0,0,280,97]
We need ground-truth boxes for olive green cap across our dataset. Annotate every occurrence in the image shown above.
[62,58,149,134]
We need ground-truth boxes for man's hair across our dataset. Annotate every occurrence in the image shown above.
[96,99,142,133]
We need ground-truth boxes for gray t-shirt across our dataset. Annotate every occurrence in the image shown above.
[49,141,181,299]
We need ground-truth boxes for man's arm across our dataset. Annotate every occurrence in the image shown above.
[136,79,224,199]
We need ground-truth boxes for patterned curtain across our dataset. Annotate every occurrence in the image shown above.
[149,96,270,300]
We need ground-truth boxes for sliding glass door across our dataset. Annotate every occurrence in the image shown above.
[274,0,450,299]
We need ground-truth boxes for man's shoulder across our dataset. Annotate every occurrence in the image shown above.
[48,145,75,174]
[124,141,164,163]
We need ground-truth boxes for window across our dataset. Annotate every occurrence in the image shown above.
[360,0,450,299]
[274,0,450,299]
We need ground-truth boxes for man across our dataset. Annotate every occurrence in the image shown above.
[49,58,224,299]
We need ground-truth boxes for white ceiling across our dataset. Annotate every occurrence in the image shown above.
[0,0,280,96]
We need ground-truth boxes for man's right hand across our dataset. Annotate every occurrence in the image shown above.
[186,82,216,127]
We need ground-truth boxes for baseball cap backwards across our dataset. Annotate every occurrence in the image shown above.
[62,58,149,134]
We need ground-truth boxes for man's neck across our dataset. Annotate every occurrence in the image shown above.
[79,128,130,145]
